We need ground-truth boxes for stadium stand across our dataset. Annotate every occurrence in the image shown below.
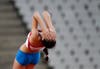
[13,0,100,69]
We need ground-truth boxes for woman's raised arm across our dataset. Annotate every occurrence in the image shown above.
[42,11,56,40]
[33,11,48,32]
[42,11,55,31]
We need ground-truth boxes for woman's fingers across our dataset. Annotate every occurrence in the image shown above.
[49,28,56,40]
[43,30,51,40]
[50,31,56,41]
[44,31,56,41]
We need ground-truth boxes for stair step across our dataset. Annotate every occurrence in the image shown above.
[0,24,22,28]
[0,15,17,19]
[0,32,27,36]
[0,35,26,42]
[0,8,14,12]
[0,51,15,66]
[0,28,25,35]
[0,19,22,27]
[0,51,16,56]
[0,64,12,69]
[0,35,26,51]
[0,27,25,31]
[0,18,20,22]
[0,4,13,11]
[0,34,26,39]
[0,16,18,20]
[0,1,10,5]
[0,8,15,13]
[0,0,11,3]
[0,24,23,28]
[0,35,26,41]
[0,43,21,51]
[0,11,17,18]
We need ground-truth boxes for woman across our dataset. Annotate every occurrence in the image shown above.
[12,11,56,69]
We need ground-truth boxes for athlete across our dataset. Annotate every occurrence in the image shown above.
[12,11,56,69]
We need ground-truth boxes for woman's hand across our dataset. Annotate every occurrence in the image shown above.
[49,29,56,41]
[41,29,50,40]
[41,29,56,41]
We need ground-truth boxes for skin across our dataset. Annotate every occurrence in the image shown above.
[12,11,56,69]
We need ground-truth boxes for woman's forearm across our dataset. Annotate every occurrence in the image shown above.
[33,12,47,32]
[32,17,38,29]
[42,11,55,31]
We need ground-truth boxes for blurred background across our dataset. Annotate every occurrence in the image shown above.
[0,0,100,69]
